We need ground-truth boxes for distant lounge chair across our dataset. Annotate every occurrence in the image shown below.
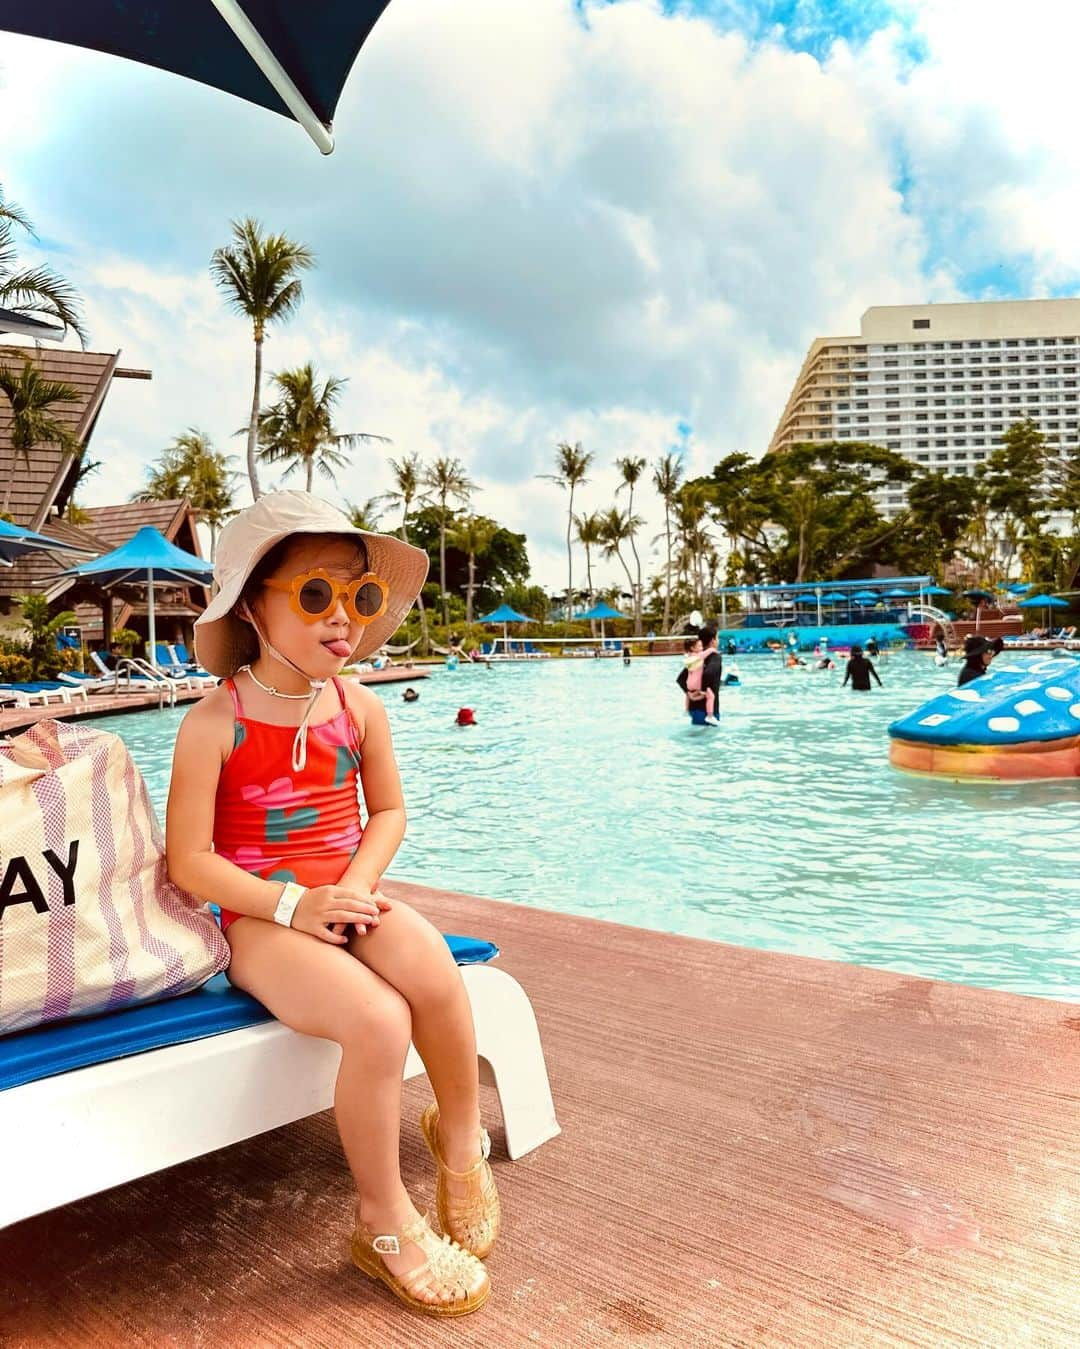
[155,645,215,682]
[0,681,83,707]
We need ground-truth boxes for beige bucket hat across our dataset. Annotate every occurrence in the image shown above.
[194,490,429,678]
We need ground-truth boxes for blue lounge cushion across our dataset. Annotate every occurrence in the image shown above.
[0,933,499,1091]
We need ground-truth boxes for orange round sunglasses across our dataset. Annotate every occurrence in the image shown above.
[263,568,389,625]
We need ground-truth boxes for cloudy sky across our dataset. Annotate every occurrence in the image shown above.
[4,0,1080,589]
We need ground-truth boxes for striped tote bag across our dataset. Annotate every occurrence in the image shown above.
[0,719,229,1036]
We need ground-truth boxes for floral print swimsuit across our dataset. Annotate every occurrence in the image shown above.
[214,676,363,931]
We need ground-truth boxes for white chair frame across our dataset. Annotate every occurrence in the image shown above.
[1,964,560,1230]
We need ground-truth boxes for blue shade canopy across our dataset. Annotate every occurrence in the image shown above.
[576,601,624,621]
[850,591,878,603]
[0,2,394,153]
[1006,582,1033,594]
[62,526,212,585]
[963,588,995,601]
[821,592,846,603]
[479,603,531,624]
[882,588,913,598]
[923,585,952,596]
[0,518,83,565]
[792,593,818,604]
[1018,593,1069,608]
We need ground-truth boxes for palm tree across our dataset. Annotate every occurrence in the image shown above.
[347,498,385,531]
[539,441,592,621]
[0,357,80,516]
[615,455,647,634]
[210,218,314,501]
[652,453,684,633]
[135,429,238,558]
[574,510,605,613]
[422,456,475,626]
[257,362,389,493]
[675,482,711,613]
[599,506,643,608]
[450,514,499,626]
[382,452,430,654]
[0,185,86,344]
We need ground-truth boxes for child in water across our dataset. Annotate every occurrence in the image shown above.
[166,492,497,1317]
[682,636,717,722]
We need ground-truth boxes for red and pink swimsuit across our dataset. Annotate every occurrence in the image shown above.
[213,676,363,931]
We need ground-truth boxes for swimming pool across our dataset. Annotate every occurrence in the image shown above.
[93,652,1079,1002]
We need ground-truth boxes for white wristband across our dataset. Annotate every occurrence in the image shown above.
[273,881,306,928]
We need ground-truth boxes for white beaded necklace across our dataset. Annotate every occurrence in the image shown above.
[240,663,324,701]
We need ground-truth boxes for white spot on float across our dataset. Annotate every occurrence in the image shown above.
[1070,704,1080,720]
[949,688,981,702]
[988,716,1020,733]
[919,713,950,727]
[1014,699,1045,716]
[1012,682,1041,692]
[1046,686,1073,701]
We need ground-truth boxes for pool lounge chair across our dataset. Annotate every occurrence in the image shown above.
[0,939,560,1230]
[0,681,85,707]
[155,645,215,682]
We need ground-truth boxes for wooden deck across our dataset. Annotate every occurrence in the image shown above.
[0,668,430,736]
[2,883,1077,1347]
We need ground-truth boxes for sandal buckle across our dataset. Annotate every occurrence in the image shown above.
[372,1235,401,1255]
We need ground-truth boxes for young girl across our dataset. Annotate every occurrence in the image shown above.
[166,491,498,1318]
[681,636,716,720]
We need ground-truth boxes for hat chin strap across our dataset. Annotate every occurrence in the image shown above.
[248,613,327,773]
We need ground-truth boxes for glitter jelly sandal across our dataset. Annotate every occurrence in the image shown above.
[420,1102,502,1260]
[350,1210,490,1317]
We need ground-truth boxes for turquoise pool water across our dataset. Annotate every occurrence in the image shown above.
[92,652,1079,1001]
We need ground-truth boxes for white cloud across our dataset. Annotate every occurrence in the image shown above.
[20,0,1080,588]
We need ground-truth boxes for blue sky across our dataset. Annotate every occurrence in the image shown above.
[3,0,1079,586]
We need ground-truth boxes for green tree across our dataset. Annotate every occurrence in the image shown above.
[615,455,647,634]
[18,594,76,680]
[381,452,430,654]
[540,441,592,621]
[210,218,314,501]
[0,185,86,344]
[257,362,389,493]
[652,452,684,633]
[902,470,979,575]
[574,510,604,610]
[502,583,551,623]
[598,506,643,608]
[0,356,80,515]
[135,428,238,558]
[421,456,475,626]
[405,504,528,610]
[703,441,913,583]
[346,498,385,531]
[450,515,500,625]
[976,419,1050,579]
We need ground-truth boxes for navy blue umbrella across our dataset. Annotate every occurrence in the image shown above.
[1,2,393,153]
[62,526,212,663]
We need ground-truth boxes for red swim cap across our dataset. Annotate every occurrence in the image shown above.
[456,707,476,726]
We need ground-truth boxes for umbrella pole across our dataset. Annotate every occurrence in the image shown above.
[147,569,157,665]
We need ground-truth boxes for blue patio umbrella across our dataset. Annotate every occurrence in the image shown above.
[1006,582,1033,594]
[883,588,913,599]
[0,2,393,153]
[793,593,818,604]
[479,602,532,654]
[0,518,84,566]
[62,526,212,664]
[1018,593,1069,631]
[576,600,624,642]
[923,585,952,596]
[850,591,878,604]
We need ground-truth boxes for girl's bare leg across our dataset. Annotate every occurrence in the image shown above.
[225,919,437,1283]
[348,901,483,1173]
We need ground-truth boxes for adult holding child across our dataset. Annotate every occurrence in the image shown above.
[677,625,723,724]
[167,491,497,1317]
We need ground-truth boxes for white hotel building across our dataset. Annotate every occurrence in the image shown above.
[768,299,1080,517]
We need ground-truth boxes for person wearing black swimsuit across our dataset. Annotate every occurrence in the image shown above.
[843,644,882,691]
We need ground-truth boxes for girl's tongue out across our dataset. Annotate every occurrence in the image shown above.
[323,638,353,658]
